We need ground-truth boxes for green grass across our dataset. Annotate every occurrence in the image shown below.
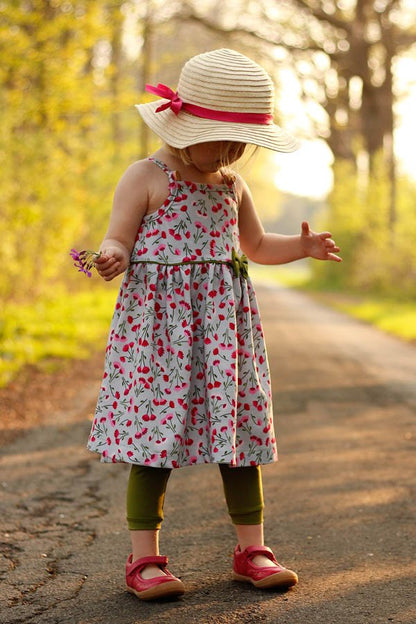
[250,264,416,343]
[0,285,117,387]
[249,264,311,289]
[324,296,416,342]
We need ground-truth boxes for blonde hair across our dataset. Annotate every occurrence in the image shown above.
[167,145,193,166]
[166,142,258,184]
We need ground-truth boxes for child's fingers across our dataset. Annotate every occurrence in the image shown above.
[327,252,342,262]
[94,253,110,264]
[96,260,115,272]
[301,221,310,235]
[324,238,339,251]
[99,265,119,277]
[101,264,122,281]
[96,257,118,274]
[96,248,123,263]
[96,255,124,280]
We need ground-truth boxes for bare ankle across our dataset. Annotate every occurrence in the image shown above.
[130,529,159,562]
[235,523,264,551]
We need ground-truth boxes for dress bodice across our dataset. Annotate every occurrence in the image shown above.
[131,158,240,264]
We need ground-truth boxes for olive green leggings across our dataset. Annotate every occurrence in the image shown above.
[126,464,264,530]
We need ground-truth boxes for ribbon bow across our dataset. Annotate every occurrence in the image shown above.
[146,83,183,116]
[230,248,249,279]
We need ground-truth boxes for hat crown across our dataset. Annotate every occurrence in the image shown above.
[177,49,274,115]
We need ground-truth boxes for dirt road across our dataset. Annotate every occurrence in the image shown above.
[1,284,415,624]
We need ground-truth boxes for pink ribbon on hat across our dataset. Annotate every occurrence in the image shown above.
[146,84,184,115]
[145,83,273,125]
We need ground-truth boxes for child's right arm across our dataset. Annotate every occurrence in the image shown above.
[94,161,150,281]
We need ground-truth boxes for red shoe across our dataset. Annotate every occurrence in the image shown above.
[126,554,185,601]
[233,545,298,589]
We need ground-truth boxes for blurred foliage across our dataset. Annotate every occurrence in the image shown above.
[0,0,139,304]
[310,156,416,298]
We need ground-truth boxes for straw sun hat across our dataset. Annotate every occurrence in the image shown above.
[136,48,298,153]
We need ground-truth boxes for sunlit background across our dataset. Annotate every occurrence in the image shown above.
[1,0,416,386]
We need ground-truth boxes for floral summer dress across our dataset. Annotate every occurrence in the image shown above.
[87,158,277,468]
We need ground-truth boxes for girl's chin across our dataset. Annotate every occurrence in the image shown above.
[206,162,223,172]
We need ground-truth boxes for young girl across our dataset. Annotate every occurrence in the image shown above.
[87,48,341,601]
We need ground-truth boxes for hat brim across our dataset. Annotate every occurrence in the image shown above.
[136,101,299,153]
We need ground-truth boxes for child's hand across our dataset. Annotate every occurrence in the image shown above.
[300,221,342,262]
[95,246,129,281]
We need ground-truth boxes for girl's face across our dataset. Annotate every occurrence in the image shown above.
[186,141,246,173]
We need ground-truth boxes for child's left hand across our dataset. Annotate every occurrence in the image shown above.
[300,221,342,262]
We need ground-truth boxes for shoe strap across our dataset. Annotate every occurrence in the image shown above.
[243,545,278,564]
[127,555,169,575]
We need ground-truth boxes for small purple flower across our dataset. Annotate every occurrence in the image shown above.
[70,248,101,277]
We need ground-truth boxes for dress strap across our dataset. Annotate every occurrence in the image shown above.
[148,157,174,178]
